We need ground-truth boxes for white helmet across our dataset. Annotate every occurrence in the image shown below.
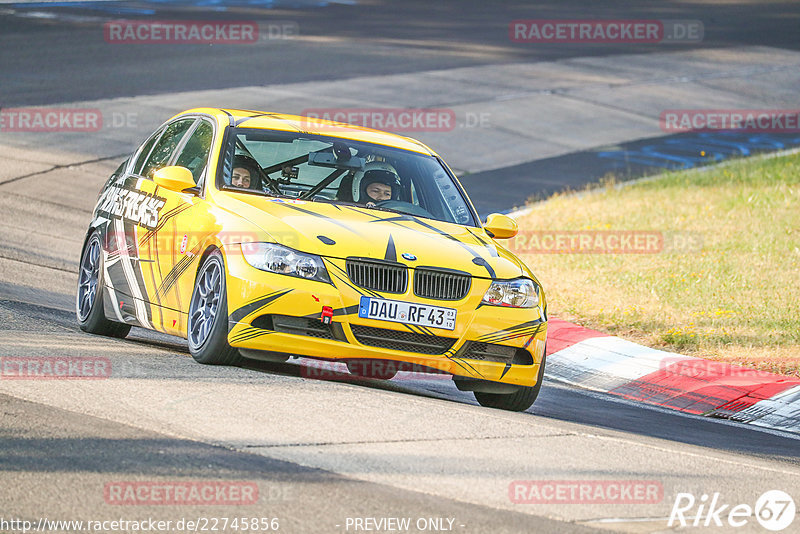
[352,161,402,204]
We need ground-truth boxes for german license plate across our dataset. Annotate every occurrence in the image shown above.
[358,296,456,331]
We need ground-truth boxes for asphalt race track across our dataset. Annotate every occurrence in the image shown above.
[1,1,799,533]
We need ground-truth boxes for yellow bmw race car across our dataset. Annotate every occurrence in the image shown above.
[77,108,548,411]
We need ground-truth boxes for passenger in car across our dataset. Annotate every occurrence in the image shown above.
[231,155,262,190]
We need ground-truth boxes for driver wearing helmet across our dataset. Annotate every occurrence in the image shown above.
[352,161,402,208]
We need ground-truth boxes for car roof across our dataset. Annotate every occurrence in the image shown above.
[172,108,439,156]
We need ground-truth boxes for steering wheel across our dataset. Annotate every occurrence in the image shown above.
[376,200,432,218]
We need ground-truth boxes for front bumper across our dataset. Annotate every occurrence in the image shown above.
[223,244,547,387]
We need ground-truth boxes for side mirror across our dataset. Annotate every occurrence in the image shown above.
[484,213,518,239]
[153,166,196,192]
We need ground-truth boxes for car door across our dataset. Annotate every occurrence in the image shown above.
[137,118,218,337]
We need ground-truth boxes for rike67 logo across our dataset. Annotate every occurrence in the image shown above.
[669,490,795,531]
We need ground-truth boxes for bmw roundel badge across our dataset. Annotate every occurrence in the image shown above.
[401,253,417,261]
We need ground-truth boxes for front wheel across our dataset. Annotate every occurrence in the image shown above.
[473,355,546,412]
[76,231,131,338]
[187,250,241,365]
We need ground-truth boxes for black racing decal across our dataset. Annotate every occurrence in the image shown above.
[414,324,438,337]
[97,184,166,231]
[478,327,542,345]
[465,227,499,258]
[142,184,166,324]
[169,218,181,314]
[400,323,426,335]
[403,218,496,278]
[499,363,512,379]
[464,254,495,277]
[465,227,488,246]
[126,218,156,315]
[233,112,285,128]
[478,320,544,344]
[228,289,293,328]
[384,234,397,262]
[137,202,193,248]
[142,232,165,326]
[366,214,416,224]
[229,326,275,344]
[345,206,415,224]
[331,270,382,300]
[470,257,496,278]
[157,241,203,298]
[274,202,362,235]
[447,354,484,377]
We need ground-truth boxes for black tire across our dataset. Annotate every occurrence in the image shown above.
[76,231,131,338]
[474,355,546,412]
[187,250,241,365]
[346,359,399,380]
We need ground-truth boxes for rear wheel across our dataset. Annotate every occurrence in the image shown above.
[76,231,131,338]
[187,250,241,365]
[473,355,546,412]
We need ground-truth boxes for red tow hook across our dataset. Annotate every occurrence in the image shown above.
[320,306,334,325]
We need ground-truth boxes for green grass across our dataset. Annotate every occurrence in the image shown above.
[513,152,800,376]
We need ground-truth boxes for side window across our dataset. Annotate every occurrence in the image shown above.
[140,119,195,179]
[132,131,161,176]
[174,120,214,183]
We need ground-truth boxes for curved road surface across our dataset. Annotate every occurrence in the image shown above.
[1,1,799,533]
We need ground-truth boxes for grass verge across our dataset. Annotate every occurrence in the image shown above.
[511,152,800,377]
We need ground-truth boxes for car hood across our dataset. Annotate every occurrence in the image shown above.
[218,194,527,279]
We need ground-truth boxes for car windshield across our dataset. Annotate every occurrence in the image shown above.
[220,128,477,226]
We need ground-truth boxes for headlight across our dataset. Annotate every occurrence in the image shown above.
[242,243,331,284]
[481,278,539,308]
